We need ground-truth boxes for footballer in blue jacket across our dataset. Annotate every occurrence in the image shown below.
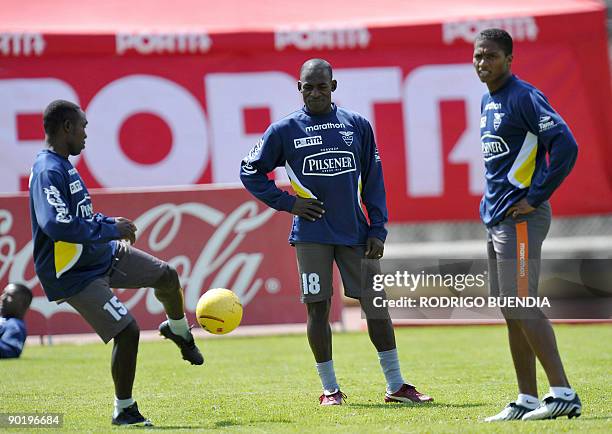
[0,283,32,359]
[474,29,581,422]
[241,59,432,406]
[29,100,204,426]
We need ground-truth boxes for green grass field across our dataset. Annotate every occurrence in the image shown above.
[1,325,610,432]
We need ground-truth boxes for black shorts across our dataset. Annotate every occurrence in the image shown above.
[294,243,381,303]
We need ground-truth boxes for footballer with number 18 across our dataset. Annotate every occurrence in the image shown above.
[474,29,581,422]
[241,59,432,406]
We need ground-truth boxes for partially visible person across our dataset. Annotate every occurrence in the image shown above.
[0,283,33,359]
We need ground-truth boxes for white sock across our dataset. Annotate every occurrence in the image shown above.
[167,315,190,339]
[114,397,134,417]
[516,393,539,409]
[549,386,575,399]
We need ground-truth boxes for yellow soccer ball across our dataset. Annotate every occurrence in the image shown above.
[195,288,243,335]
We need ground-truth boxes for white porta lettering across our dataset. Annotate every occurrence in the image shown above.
[85,75,209,187]
[403,64,485,197]
[0,79,79,192]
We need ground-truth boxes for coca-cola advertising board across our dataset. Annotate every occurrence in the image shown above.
[1,8,611,221]
[0,185,343,335]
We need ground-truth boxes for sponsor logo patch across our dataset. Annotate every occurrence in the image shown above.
[305,122,345,132]
[302,150,356,176]
[43,185,72,223]
[241,138,264,175]
[339,131,354,146]
[481,134,510,161]
[69,180,83,194]
[484,101,501,111]
[294,135,323,148]
[538,115,556,132]
[77,195,93,218]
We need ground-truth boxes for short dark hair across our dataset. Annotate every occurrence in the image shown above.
[475,28,513,55]
[7,283,33,310]
[300,58,333,80]
[43,100,81,136]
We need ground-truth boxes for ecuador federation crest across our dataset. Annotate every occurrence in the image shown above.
[493,112,505,131]
[339,131,354,146]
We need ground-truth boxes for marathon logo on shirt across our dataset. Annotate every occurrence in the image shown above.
[302,151,356,176]
[305,122,345,132]
[481,134,510,161]
[538,115,556,132]
[69,180,83,194]
[484,102,502,111]
[294,135,323,148]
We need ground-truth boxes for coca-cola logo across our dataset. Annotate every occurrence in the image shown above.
[0,201,280,319]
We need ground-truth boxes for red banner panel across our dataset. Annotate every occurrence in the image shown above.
[0,186,343,335]
[0,2,610,222]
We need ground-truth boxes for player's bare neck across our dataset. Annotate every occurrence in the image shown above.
[487,72,512,94]
[46,140,69,158]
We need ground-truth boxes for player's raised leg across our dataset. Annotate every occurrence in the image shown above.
[108,241,203,365]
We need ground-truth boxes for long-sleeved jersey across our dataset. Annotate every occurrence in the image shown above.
[240,104,388,245]
[0,317,26,358]
[29,150,120,301]
[479,75,578,227]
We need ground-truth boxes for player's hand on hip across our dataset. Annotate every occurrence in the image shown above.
[505,198,536,219]
[365,237,384,259]
[115,217,137,244]
[291,197,325,222]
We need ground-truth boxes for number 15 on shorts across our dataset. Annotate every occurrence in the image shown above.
[302,273,321,295]
[103,296,128,321]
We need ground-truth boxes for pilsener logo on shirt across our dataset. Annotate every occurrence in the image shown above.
[302,151,356,176]
[481,134,510,161]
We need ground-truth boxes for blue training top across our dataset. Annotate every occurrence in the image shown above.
[479,75,578,227]
[29,150,120,301]
[240,104,388,245]
[0,317,27,358]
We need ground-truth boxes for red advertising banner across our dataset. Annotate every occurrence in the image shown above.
[0,186,343,335]
[0,2,611,222]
